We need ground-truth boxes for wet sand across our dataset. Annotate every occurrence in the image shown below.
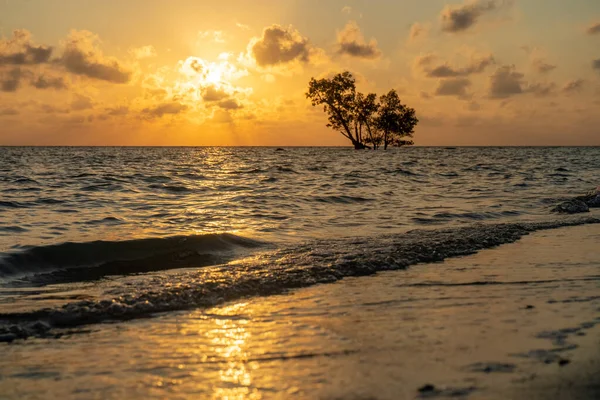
[1,222,599,399]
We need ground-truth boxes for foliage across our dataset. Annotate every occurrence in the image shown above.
[306,71,418,150]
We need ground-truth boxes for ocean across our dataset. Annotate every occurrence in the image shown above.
[0,146,599,399]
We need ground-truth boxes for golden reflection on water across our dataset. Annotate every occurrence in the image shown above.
[207,302,262,400]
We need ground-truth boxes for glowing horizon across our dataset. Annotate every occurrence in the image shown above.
[1,0,599,146]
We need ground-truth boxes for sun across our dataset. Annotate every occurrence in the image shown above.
[179,56,247,89]
[171,55,252,105]
[204,66,224,86]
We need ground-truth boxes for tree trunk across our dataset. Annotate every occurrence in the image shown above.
[352,139,367,150]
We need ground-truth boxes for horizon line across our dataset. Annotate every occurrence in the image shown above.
[1,145,599,148]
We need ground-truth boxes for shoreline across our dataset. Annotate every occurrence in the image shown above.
[1,222,599,398]
[1,216,599,339]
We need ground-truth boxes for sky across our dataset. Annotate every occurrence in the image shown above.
[0,0,599,146]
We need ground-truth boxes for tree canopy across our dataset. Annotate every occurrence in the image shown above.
[306,71,418,150]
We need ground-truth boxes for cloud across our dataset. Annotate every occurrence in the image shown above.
[414,53,437,69]
[249,25,311,67]
[593,59,600,72]
[423,54,495,77]
[342,6,352,14]
[0,107,19,116]
[1,68,24,92]
[105,106,129,116]
[562,79,585,93]
[0,29,53,65]
[408,23,429,42]
[31,74,68,89]
[130,45,157,59]
[489,65,525,98]
[60,30,132,83]
[489,65,556,98]
[528,82,556,97]
[38,104,70,114]
[97,105,129,120]
[587,22,600,35]
[142,102,188,118]
[532,58,557,74]
[434,78,472,98]
[336,21,381,59]
[202,85,230,102]
[71,94,94,110]
[218,99,242,110]
[440,0,506,33]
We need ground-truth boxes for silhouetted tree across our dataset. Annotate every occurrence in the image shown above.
[306,71,418,150]
[354,92,379,148]
[376,90,418,150]
[306,72,366,149]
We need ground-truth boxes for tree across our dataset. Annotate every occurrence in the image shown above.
[306,71,366,149]
[306,71,418,150]
[354,92,379,148]
[376,90,418,150]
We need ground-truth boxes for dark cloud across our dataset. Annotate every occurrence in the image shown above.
[532,58,557,74]
[60,30,132,83]
[0,29,53,66]
[251,25,310,66]
[587,22,600,35]
[489,65,557,98]
[142,102,188,118]
[562,79,584,93]
[337,21,382,59]
[1,29,132,92]
[489,65,525,98]
[1,68,24,92]
[31,74,68,89]
[440,0,503,33]
[426,55,495,77]
[218,99,242,110]
[434,78,472,98]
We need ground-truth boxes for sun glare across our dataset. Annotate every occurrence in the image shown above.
[175,56,251,104]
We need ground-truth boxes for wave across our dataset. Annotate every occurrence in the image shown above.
[0,201,28,209]
[387,167,421,176]
[311,195,375,204]
[0,216,597,340]
[0,233,264,284]
[147,183,193,193]
[412,210,523,224]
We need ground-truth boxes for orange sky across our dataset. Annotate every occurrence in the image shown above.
[1,0,599,146]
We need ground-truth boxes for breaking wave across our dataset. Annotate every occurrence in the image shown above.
[0,233,264,284]
[0,216,597,340]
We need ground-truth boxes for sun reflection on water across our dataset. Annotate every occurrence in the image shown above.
[207,302,262,400]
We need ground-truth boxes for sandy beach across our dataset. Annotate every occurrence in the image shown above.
[1,220,598,399]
